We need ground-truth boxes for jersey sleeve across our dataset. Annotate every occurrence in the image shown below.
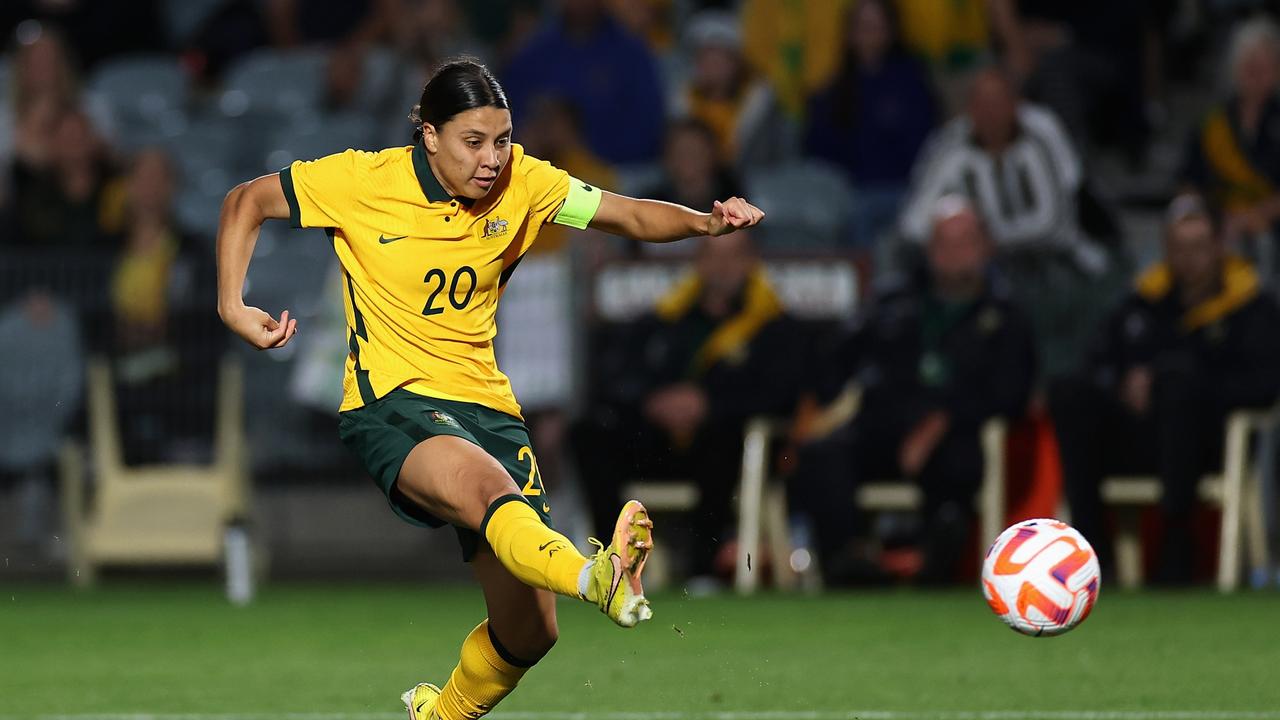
[279,149,362,229]
[517,151,574,228]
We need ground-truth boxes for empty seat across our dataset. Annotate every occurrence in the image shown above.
[260,114,379,172]
[221,49,327,121]
[88,55,189,126]
[745,161,856,250]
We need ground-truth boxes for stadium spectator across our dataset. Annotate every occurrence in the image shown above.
[740,0,846,119]
[670,10,784,169]
[502,0,665,165]
[9,107,118,248]
[608,0,675,53]
[638,118,744,256]
[393,0,478,70]
[1182,17,1280,256]
[106,148,216,465]
[803,0,936,248]
[456,0,541,63]
[900,67,1089,261]
[0,24,78,209]
[572,231,801,584]
[1018,0,1160,156]
[790,196,1035,586]
[898,66,1112,375]
[1050,194,1280,585]
[893,0,1029,112]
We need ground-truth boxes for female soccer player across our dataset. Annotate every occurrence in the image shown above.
[215,59,764,719]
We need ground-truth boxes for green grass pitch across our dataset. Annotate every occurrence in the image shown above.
[2,583,1279,718]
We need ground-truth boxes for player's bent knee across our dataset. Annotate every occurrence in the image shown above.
[525,620,558,662]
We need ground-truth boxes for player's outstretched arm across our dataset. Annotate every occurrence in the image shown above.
[216,174,298,350]
[587,191,765,243]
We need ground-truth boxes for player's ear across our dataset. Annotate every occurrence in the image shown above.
[422,123,439,153]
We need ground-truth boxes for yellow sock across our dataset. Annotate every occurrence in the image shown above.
[482,495,588,598]
[434,620,529,720]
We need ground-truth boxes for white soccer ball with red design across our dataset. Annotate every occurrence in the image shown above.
[981,518,1101,636]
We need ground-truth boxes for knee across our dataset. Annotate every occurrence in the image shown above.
[518,616,558,663]
[495,611,558,665]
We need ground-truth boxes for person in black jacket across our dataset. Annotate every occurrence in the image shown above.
[1050,194,1280,585]
[573,230,802,581]
[792,196,1036,585]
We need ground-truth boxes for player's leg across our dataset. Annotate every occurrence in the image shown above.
[396,435,587,597]
[425,548,557,720]
[396,434,655,626]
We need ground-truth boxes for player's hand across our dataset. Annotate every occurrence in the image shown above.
[220,303,298,350]
[707,197,765,237]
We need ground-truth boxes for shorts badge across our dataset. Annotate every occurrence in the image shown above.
[429,410,459,427]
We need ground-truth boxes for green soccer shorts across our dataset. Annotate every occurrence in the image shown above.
[337,388,553,560]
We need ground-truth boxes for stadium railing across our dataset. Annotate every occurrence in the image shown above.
[60,355,253,586]
[1098,405,1278,592]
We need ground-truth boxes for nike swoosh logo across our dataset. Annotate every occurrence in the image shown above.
[415,700,430,717]
[538,540,557,551]
[378,234,408,244]
[581,183,594,192]
[605,552,624,609]
[543,503,551,513]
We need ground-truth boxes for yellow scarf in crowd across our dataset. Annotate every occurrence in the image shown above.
[1135,255,1260,331]
[656,266,784,375]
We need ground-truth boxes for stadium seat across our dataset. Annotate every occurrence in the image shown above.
[61,356,252,587]
[743,161,856,250]
[355,46,402,110]
[167,119,242,185]
[732,413,1007,594]
[1098,406,1278,592]
[221,48,327,121]
[87,55,189,130]
[260,114,379,172]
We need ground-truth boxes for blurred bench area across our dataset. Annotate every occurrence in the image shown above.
[4,0,1280,593]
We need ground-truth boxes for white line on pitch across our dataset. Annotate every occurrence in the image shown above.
[15,711,1280,720]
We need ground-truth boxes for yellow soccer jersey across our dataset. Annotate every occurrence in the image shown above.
[280,143,601,417]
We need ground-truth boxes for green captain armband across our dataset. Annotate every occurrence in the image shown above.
[550,177,603,230]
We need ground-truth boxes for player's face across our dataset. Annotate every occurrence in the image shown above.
[1166,217,1220,292]
[423,106,513,200]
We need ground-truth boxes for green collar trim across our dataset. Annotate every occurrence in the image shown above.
[412,142,453,203]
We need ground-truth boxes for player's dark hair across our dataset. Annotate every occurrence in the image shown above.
[409,58,509,142]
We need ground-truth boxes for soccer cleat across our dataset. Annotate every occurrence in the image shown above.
[585,499,654,627]
[401,682,442,720]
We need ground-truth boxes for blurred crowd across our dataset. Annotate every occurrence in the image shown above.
[5,0,1280,588]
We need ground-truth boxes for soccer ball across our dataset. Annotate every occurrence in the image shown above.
[981,518,1101,636]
